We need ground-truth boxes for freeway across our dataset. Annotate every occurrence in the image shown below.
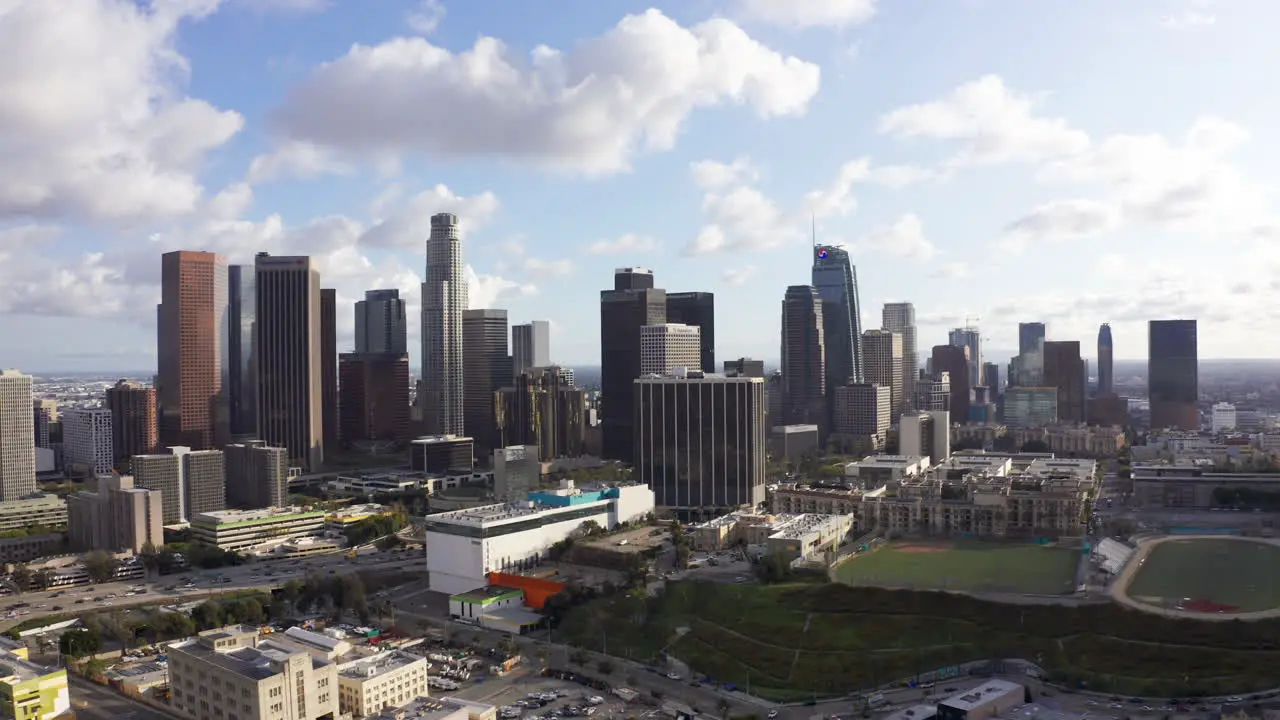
[0,547,423,632]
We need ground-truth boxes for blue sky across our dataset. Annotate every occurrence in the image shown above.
[1,0,1277,373]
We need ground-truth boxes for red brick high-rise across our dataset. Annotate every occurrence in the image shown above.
[105,380,157,471]
[157,251,229,450]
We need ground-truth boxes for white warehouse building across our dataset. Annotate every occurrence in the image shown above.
[424,481,655,595]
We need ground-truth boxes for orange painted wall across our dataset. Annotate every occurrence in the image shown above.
[487,572,565,610]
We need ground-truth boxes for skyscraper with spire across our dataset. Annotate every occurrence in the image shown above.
[421,213,467,436]
[811,244,865,389]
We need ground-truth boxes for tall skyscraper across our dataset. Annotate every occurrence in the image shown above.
[255,253,324,471]
[1097,323,1114,395]
[948,326,982,388]
[640,324,702,375]
[355,289,408,356]
[157,250,229,450]
[665,292,716,373]
[1149,319,1199,430]
[0,370,36,501]
[320,288,338,452]
[812,246,864,389]
[832,383,891,451]
[931,345,970,422]
[881,303,917,412]
[1019,322,1047,356]
[421,213,468,436]
[105,379,157,471]
[1043,341,1086,424]
[634,374,766,510]
[780,285,826,428]
[227,265,257,438]
[861,330,904,421]
[511,321,551,378]
[32,399,56,450]
[599,268,666,462]
[462,309,511,460]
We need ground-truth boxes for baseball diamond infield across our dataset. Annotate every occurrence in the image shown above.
[1112,535,1280,620]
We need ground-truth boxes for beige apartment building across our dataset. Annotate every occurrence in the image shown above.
[335,650,430,718]
[66,475,163,554]
[170,626,338,720]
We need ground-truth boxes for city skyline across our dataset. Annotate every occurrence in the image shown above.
[3,0,1279,372]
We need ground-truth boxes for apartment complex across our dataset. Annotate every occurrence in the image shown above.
[772,454,1095,539]
[225,441,288,510]
[335,650,430,718]
[63,408,114,476]
[131,447,226,523]
[169,626,338,720]
[67,474,164,554]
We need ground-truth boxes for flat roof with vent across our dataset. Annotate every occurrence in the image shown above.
[337,650,423,680]
[939,680,1023,712]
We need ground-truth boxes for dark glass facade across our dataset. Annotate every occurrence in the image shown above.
[930,345,970,422]
[812,246,865,386]
[1043,341,1085,423]
[665,292,716,373]
[228,265,257,438]
[255,254,323,470]
[1148,319,1199,430]
[320,288,338,451]
[600,270,666,462]
[634,377,765,510]
[1018,322,1046,355]
[462,309,511,461]
[780,285,826,427]
[1097,323,1114,395]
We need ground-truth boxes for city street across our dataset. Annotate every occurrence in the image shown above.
[0,549,423,632]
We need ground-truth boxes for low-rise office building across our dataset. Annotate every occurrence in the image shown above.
[374,697,497,720]
[336,650,430,718]
[765,513,854,562]
[0,494,67,532]
[190,507,327,552]
[937,680,1025,720]
[424,481,654,595]
[769,425,819,461]
[847,455,930,489]
[169,625,338,720]
[0,655,70,720]
[1132,464,1280,508]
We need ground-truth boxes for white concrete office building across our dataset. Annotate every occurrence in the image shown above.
[169,625,338,720]
[511,321,551,379]
[63,408,114,477]
[335,650,430,718]
[900,410,951,465]
[424,482,655,595]
[640,324,702,375]
[1211,402,1237,433]
[0,370,37,501]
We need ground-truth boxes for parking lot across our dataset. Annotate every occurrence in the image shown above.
[454,673,639,720]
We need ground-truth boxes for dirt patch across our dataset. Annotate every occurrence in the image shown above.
[892,542,954,554]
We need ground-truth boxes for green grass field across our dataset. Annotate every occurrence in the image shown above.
[1125,538,1280,613]
[833,539,1079,595]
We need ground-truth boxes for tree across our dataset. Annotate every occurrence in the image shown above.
[60,629,101,658]
[139,542,161,577]
[9,563,32,592]
[1019,440,1051,454]
[194,601,222,630]
[596,659,614,675]
[83,551,117,584]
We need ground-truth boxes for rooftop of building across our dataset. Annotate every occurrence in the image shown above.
[171,634,329,681]
[634,372,759,383]
[939,679,1024,711]
[854,455,929,469]
[337,650,424,680]
[0,656,60,683]
[328,503,388,520]
[379,696,495,720]
[0,494,66,512]
[772,424,819,434]
[412,435,474,445]
[450,585,523,604]
[192,506,324,525]
[770,513,847,540]
[429,483,646,527]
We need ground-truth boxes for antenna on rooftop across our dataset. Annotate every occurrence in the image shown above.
[811,213,817,249]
